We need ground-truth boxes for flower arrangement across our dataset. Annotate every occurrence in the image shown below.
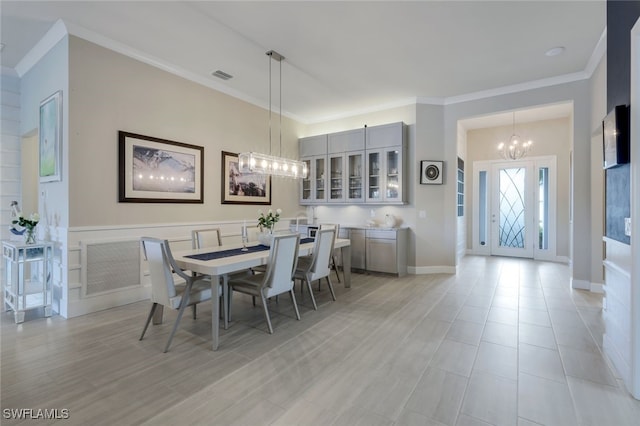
[257,208,281,232]
[12,212,40,244]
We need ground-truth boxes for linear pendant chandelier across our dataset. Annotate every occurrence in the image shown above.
[239,50,308,179]
[497,111,533,160]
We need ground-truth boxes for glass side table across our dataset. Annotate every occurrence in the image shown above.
[2,240,53,323]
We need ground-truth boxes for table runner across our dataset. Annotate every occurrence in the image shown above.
[185,237,315,261]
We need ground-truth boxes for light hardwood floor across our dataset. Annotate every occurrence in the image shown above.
[2,256,640,425]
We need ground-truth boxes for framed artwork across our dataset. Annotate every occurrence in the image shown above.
[420,160,443,184]
[39,90,63,182]
[602,104,629,169]
[118,131,204,203]
[221,151,271,205]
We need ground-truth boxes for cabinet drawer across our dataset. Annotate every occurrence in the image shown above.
[366,238,397,274]
[366,229,396,240]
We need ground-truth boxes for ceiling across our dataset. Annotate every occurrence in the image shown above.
[1,1,605,125]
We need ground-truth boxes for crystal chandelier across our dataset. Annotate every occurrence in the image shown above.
[239,50,308,179]
[497,111,533,160]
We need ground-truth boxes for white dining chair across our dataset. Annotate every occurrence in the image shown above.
[319,223,341,283]
[139,237,225,352]
[294,228,336,310]
[227,234,300,334]
[191,228,222,249]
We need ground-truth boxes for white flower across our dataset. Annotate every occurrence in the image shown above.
[31,213,40,222]
[268,209,273,214]
[276,208,282,215]
[257,209,263,215]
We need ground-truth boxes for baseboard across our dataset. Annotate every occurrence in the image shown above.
[590,282,604,293]
[570,277,591,290]
[409,266,457,275]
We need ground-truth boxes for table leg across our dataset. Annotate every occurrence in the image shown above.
[341,245,351,288]
[212,275,220,351]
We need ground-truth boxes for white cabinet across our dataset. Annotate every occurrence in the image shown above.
[365,123,406,204]
[349,229,366,270]
[299,135,328,204]
[327,129,365,203]
[299,122,406,205]
[365,228,408,276]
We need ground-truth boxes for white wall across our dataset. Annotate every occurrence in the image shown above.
[590,52,607,289]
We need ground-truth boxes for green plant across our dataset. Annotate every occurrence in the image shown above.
[257,209,281,231]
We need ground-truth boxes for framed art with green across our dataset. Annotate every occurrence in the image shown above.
[39,90,63,182]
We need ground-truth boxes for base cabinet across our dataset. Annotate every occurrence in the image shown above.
[349,229,366,270]
[345,227,407,276]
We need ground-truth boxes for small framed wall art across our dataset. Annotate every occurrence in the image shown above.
[39,90,63,182]
[221,151,271,205]
[420,160,443,185]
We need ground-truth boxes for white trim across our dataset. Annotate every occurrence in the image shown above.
[629,16,640,399]
[1,66,18,77]
[584,28,607,78]
[15,19,67,78]
[570,277,591,290]
[409,266,456,275]
[591,283,604,294]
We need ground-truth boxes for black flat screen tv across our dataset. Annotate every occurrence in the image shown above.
[602,104,630,169]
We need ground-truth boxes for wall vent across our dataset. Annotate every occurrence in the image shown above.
[84,240,140,295]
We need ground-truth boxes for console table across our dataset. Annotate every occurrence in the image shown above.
[2,240,53,323]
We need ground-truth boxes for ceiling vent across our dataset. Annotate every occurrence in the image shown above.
[212,70,233,80]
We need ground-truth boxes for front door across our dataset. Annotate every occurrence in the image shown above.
[490,161,535,258]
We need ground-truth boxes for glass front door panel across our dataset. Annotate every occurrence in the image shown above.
[499,167,526,248]
[386,150,399,199]
[347,153,363,201]
[538,167,549,250]
[330,155,343,200]
[315,157,326,200]
[301,159,311,201]
[368,152,381,200]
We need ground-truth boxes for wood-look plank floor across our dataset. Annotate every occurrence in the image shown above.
[2,256,640,425]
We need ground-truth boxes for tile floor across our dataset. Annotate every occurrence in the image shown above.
[2,255,640,425]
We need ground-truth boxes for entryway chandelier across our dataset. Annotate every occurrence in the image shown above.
[239,50,308,179]
[497,111,533,160]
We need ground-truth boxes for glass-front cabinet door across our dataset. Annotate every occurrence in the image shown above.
[314,156,327,202]
[384,148,402,202]
[366,150,382,202]
[328,153,344,203]
[366,147,403,203]
[346,151,364,202]
[300,158,312,203]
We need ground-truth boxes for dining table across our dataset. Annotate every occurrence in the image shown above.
[173,236,351,350]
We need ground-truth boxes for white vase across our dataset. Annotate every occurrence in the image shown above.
[384,214,397,228]
[257,230,273,246]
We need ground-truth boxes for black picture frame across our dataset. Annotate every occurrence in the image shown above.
[118,131,204,203]
[221,151,271,205]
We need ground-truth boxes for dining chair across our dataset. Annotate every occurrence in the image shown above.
[319,223,341,283]
[139,237,225,352]
[227,233,300,334]
[294,228,336,310]
[191,228,222,249]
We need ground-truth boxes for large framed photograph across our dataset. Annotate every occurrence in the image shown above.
[118,131,204,203]
[221,151,271,205]
[39,90,63,182]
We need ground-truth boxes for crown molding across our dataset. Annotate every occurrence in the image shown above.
[15,19,67,78]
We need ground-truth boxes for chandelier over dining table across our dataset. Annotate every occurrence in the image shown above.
[497,111,533,160]
[238,50,308,179]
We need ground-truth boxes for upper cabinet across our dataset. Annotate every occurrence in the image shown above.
[300,122,406,205]
[299,135,328,204]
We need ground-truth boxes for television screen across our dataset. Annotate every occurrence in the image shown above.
[603,105,629,169]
